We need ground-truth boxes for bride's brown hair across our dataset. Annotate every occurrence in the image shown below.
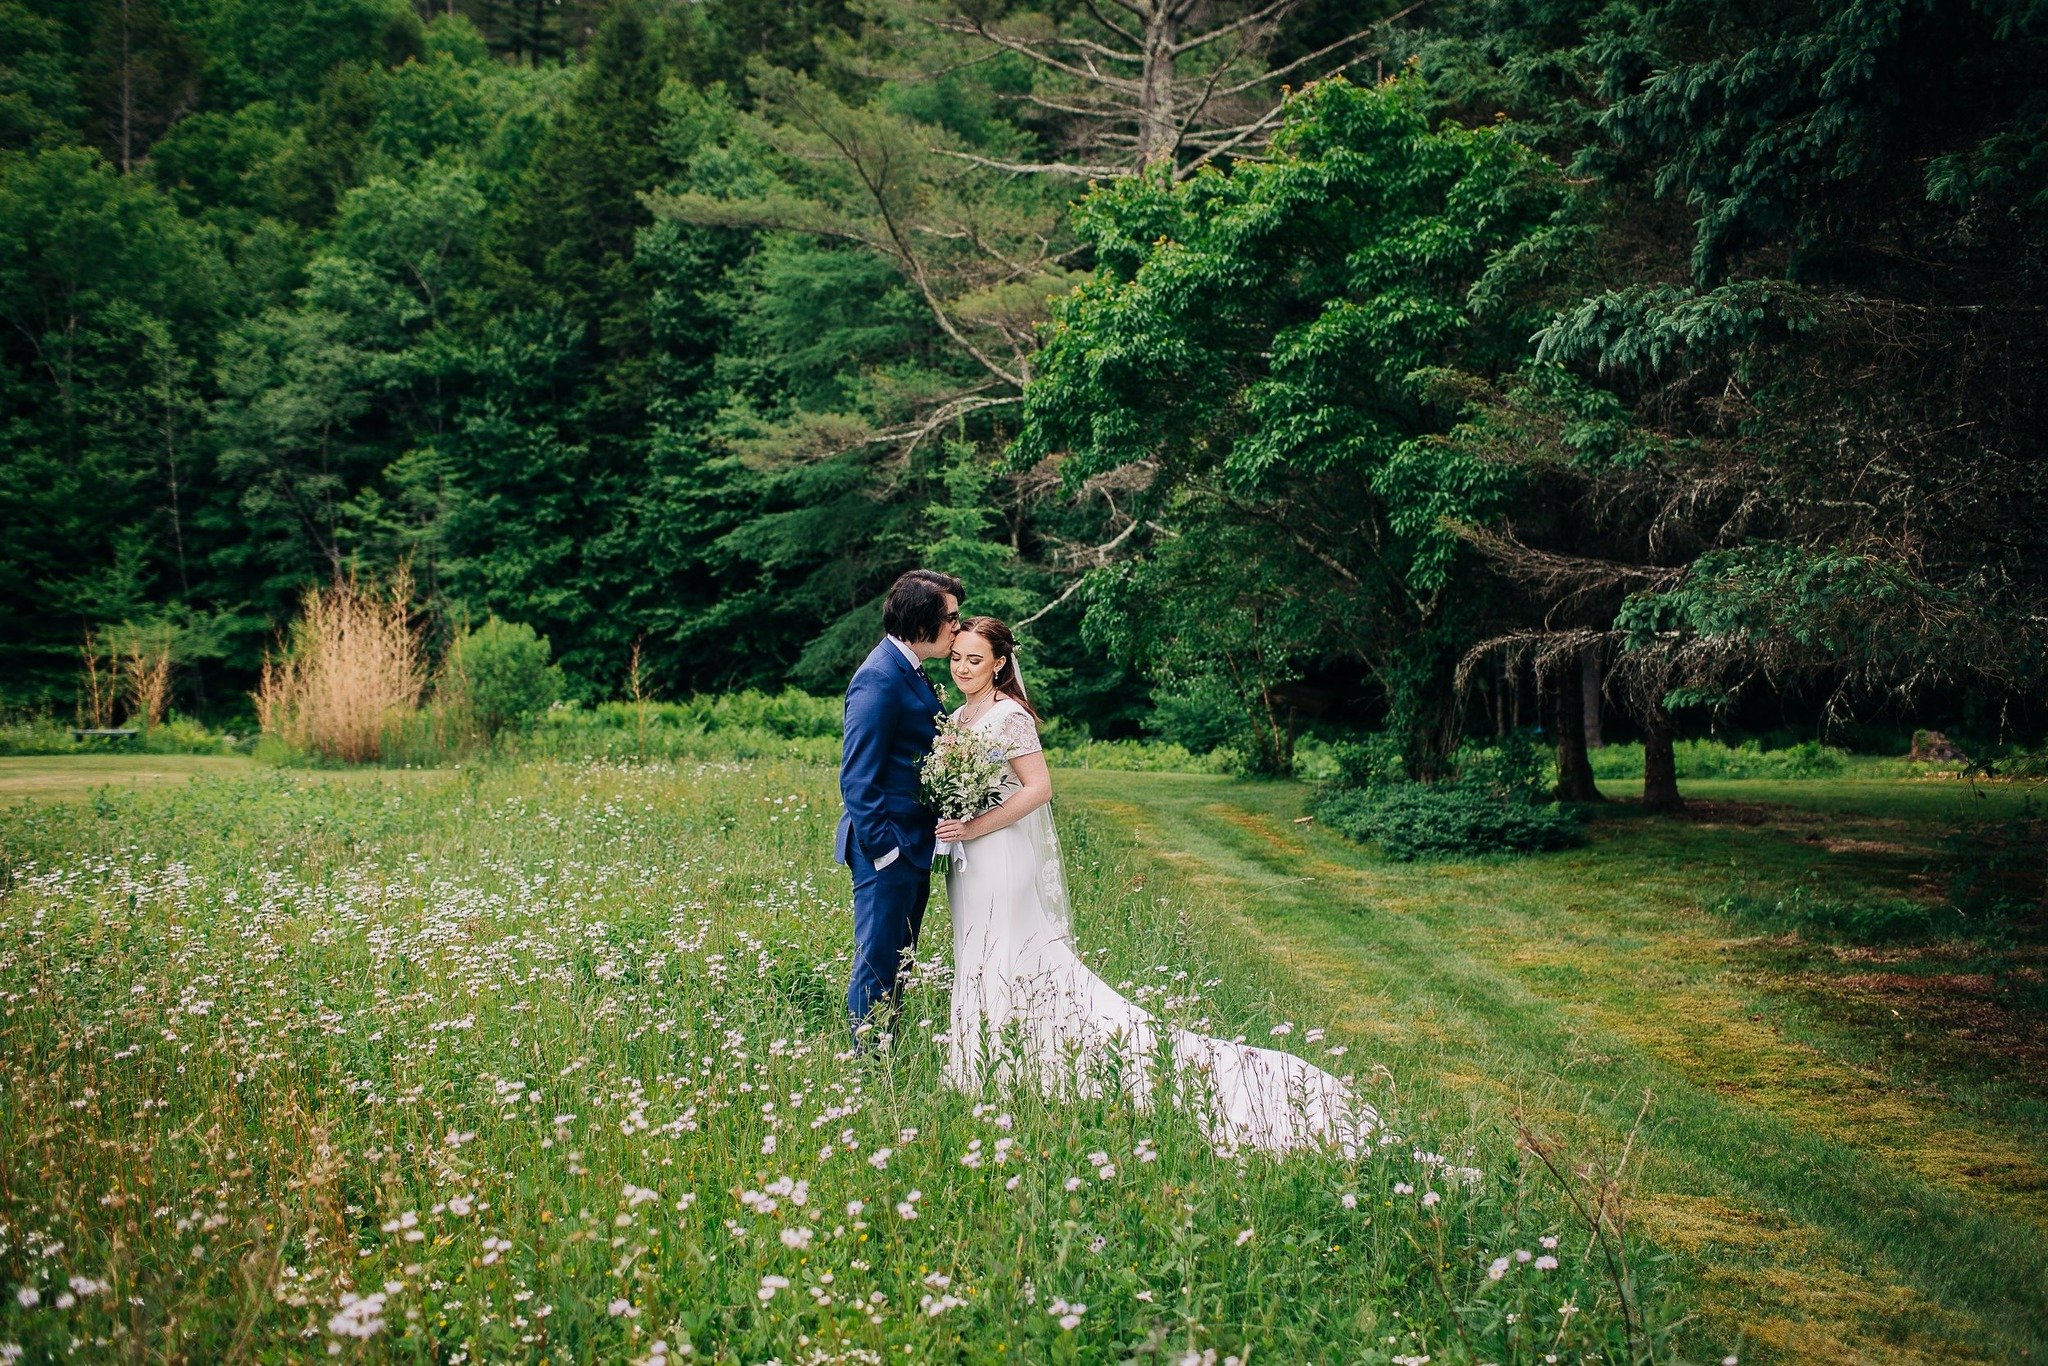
[956,616,1038,721]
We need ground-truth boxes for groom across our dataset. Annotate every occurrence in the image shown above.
[837,569,963,1048]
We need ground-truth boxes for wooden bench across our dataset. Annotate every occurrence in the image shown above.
[71,727,142,747]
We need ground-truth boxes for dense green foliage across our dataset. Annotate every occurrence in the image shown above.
[449,615,564,735]
[3,0,2042,788]
[1313,781,1586,861]
[1309,726,1586,859]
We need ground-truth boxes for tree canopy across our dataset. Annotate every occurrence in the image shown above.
[1,0,2041,778]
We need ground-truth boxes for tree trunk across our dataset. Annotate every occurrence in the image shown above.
[1581,645,1603,748]
[1554,662,1605,803]
[1640,696,1683,812]
[118,0,133,174]
[1137,6,1180,168]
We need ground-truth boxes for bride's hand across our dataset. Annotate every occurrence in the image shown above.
[934,818,971,844]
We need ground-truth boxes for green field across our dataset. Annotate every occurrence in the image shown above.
[1,757,2042,1361]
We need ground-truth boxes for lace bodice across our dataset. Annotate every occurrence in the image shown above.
[958,697,1041,762]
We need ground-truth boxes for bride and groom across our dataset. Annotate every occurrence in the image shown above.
[834,569,1372,1155]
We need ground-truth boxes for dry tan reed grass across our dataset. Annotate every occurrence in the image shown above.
[254,567,425,762]
[119,626,174,728]
[76,630,115,729]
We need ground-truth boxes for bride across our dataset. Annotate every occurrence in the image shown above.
[931,616,1374,1156]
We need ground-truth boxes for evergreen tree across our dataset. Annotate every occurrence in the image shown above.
[0,147,223,702]
[445,3,675,690]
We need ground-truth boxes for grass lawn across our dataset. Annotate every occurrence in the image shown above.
[0,755,458,805]
[1058,770,2048,1362]
[0,753,260,800]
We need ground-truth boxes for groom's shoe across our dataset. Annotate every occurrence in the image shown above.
[849,1015,897,1059]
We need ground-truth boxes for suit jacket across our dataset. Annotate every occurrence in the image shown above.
[836,639,943,871]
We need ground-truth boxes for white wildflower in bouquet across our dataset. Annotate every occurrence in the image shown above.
[920,715,1010,873]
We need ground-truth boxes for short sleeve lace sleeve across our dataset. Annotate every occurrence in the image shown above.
[992,703,1041,760]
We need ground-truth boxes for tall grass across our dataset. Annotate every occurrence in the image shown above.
[116,625,174,729]
[75,629,116,729]
[1587,737,1936,781]
[0,761,1669,1361]
[253,569,426,763]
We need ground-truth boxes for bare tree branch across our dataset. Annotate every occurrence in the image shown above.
[1170,0,1295,54]
[933,148,1130,179]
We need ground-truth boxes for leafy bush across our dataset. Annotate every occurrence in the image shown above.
[1452,728,1552,802]
[1312,783,1584,861]
[0,712,240,756]
[141,715,241,755]
[447,617,565,736]
[506,692,1230,772]
[1322,733,1407,790]
[1309,726,1580,859]
[0,715,92,755]
[1996,748,2048,780]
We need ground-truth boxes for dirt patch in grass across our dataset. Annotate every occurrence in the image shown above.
[1669,800,1781,826]
[1811,836,1913,855]
[1798,967,2048,1078]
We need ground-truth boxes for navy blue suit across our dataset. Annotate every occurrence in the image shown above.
[838,639,942,1041]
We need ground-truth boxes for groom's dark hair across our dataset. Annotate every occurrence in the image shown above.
[884,569,965,643]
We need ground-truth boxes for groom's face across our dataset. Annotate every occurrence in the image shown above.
[933,594,961,654]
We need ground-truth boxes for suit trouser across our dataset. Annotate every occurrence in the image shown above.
[846,846,933,1045]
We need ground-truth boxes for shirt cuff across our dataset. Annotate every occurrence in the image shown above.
[873,846,901,870]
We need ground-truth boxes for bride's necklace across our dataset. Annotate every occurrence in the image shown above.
[959,689,1000,726]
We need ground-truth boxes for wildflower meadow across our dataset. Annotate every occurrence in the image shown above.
[0,760,1665,1362]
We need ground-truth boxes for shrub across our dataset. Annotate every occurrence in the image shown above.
[253,570,425,763]
[1312,783,1584,861]
[499,691,1231,772]
[140,715,238,755]
[1323,733,1405,791]
[1452,728,1552,802]
[1995,748,2048,780]
[0,715,84,755]
[447,617,564,737]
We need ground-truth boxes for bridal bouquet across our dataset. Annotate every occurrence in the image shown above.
[920,715,1010,873]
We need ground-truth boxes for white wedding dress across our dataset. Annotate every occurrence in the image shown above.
[941,697,1374,1156]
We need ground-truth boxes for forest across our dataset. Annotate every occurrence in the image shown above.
[4,0,2045,784]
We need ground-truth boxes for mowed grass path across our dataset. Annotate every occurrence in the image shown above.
[1058,771,2048,1364]
[0,754,259,799]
